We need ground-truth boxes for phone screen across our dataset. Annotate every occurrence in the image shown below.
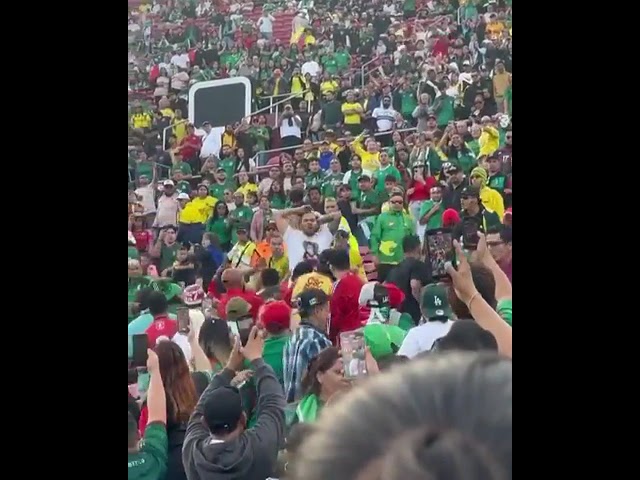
[177,307,190,331]
[462,217,482,250]
[340,330,367,379]
[425,228,455,280]
[130,334,148,368]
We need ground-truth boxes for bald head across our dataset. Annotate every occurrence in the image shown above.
[221,268,243,288]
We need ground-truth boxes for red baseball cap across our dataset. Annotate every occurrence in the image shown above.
[258,300,291,333]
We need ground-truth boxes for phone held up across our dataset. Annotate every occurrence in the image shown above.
[425,228,456,281]
[130,334,148,369]
[340,330,367,379]
[462,216,483,250]
[176,307,190,333]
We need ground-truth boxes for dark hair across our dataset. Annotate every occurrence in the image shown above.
[402,234,422,254]
[327,248,350,271]
[308,185,321,194]
[317,250,335,280]
[292,352,512,480]
[135,287,155,310]
[287,423,317,453]
[212,200,229,220]
[128,411,138,448]
[163,225,177,234]
[500,226,512,244]
[376,354,410,371]
[268,181,287,204]
[198,317,232,360]
[384,174,398,183]
[148,291,169,316]
[261,268,280,287]
[154,341,198,424]
[292,261,314,282]
[449,263,497,319]
[289,189,304,204]
[301,347,341,396]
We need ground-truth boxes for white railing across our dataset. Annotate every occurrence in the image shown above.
[253,90,312,126]
[161,119,188,151]
[360,55,382,88]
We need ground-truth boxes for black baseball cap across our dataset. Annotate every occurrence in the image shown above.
[460,186,481,198]
[445,164,461,174]
[203,386,243,432]
[236,222,250,232]
[358,174,372,182]
[297,288,330,314]
[433,320,498,352]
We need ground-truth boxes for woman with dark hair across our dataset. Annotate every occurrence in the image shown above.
[291,352,512,480]
[138,341,198,480]
[289,347,350,426]
[205,201,231,251]
[268,180,287,209]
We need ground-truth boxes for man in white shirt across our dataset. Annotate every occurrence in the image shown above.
[153,180,180,229]
[170,48,190,70]
[372,95,397,133]
[301,57,321,78]
[134,174,157,220]
[397,283,454,358]
[276,205,341,271]
[257,11,275,39]
[199,121,222,160]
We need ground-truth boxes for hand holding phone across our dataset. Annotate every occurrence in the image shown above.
[130,334,149,368]
[425,228,456,280]
[462,217,482,250]
[177,307,190,332]
[340,330,368,379]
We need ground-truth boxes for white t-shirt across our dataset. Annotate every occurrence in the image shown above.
[200,130,222,159]
[135,185,157,214]
[372,106,397,132]
[171,53,190,69]
[257,15,275,33]
[283,224,333,272]
[301,60,321,78]
[279,117,302,139]
[397,320,454,358]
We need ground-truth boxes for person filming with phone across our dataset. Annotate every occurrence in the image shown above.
[181,327,286,480]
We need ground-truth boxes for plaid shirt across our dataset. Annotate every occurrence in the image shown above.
[283,322,332,403]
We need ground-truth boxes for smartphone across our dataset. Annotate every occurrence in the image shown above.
[130,334,148,368]
[462,217,482,250]
[425,228,456,280]
[340,330,367,379]
[177,307,190,332]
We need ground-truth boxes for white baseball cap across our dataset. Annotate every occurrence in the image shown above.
[163,180,175,186]
[177,192,190,200]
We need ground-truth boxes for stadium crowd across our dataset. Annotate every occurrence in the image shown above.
[128,0,512,478]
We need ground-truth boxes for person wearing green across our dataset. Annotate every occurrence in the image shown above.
[128,350,168,480]
[218,148,237,179]
[128,282,179,342]
[370,191,415,279]
[334,45,351,72]
[321,52,339,75]
[288,347,349,426]
[342,155,369,198]
[128,245,140,260]
[418,185,445,230]
[259,300,292,387]
[150,226,181,273]
[176,179,191,195]
[487,154,508,196]
[248,122,270,154]
[321,159,344,198]
[305,158,324,188]
[396,83,418,121]
[353,175,381,241]
[171,159,193,176]
[434,91,455,128]
[228,191,254,244]
[372,151,401,194]
[504,84,512,117]
[206,200,232,249]
[208,168,236,199]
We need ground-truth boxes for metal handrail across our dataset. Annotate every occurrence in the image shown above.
[162,119,188,151]
[251,90,311,126]
[250,126,418,169]
[360,55,382,88]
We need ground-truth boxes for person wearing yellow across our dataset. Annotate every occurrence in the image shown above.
[350,131,381,171]
[290,69,306,98]
[469,166,505,219]
[236,170,258,202]
[303,28,316,46]
[486,13,505,40]
[176,191,208,245]
[479,116,500,157]
[320,73,339,96]
[341,91,364,135]
[190,184,217,222]
[158,97,175,120]
[171,109,188,142]
[130,105,152,130]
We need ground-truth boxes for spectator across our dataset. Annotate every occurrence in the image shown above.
[398,283,455,358]
[291,352,512,480]
[145,291,179,348]
[326,248,365,344]
[486,226,512,284]
[256,268,282,301]
[284,289,333,402]
[433,319,498,353]
[452,186,502,241]
[182,327,286,480]
[442,164,469,212]
[128,350,168,480]
[386,235,432,325]
[258,300,292,385]
[217,268,264,321]
[205,201,232,251]
[469,166,505,218]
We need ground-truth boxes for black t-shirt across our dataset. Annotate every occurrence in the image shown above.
[386,258,432,325]
[338,199,358,232]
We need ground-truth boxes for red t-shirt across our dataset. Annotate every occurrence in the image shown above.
[218,288,264,321]
[179,134,202,160]
[133,230,152,252]
[329,273,365,345]
[145,315,178,348]
[408,178,431,202]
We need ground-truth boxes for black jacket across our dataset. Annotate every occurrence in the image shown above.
[182,360,285,480]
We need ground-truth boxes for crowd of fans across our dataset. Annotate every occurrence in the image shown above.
[128,0,512,478]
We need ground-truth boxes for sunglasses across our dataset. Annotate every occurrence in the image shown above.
[390,200,403,204]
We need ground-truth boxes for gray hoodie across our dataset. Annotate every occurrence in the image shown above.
[182,359,286,480]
